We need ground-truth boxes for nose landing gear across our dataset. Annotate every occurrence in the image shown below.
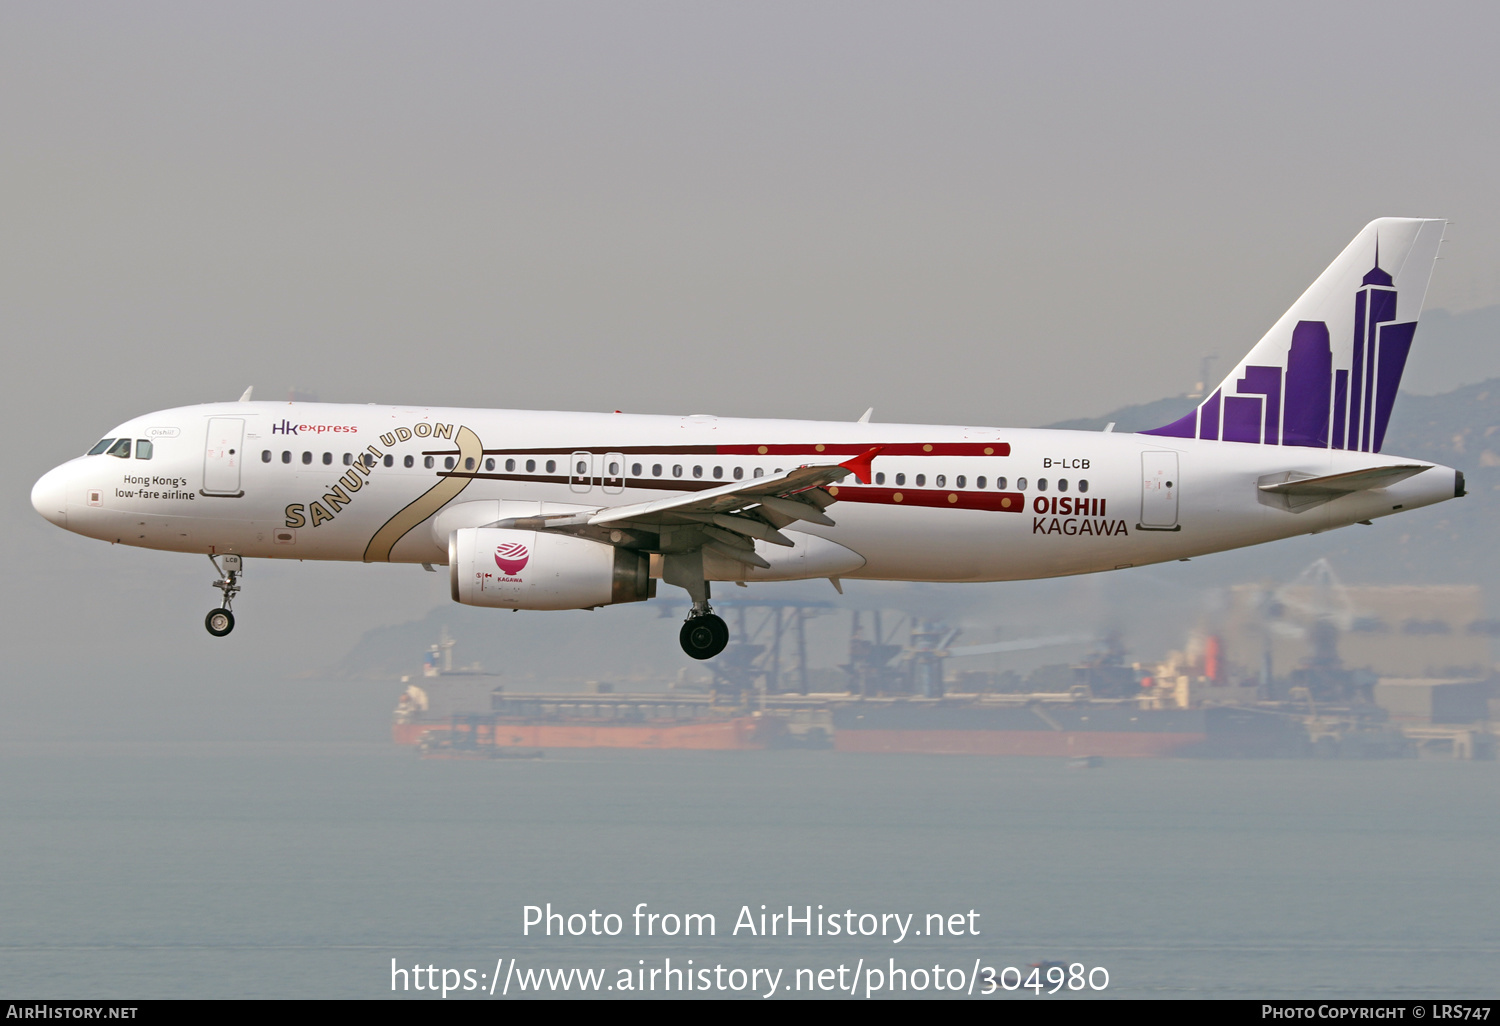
[206,607,235,637]
[206,554,242,637]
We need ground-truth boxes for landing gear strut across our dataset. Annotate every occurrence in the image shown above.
[206,554,242,637]
[664,552,728,659]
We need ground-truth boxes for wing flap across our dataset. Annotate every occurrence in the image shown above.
[587,463,850,527]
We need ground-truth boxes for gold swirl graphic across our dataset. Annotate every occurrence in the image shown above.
[363,425,483,562]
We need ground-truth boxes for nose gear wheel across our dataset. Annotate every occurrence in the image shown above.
[205,554,243,637]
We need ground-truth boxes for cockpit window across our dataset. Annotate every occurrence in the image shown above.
[87,438,116,455]
[106,439,132,459]
[135,439,153,460]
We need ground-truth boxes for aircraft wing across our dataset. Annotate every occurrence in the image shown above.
[490,450,880,570]
[587,462,851,528]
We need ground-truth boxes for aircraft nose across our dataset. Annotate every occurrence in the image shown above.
[31,465,69,528]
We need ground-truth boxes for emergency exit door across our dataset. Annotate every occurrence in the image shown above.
[1139,451,1179,530]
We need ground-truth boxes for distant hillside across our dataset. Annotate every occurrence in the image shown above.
[1044,396,1197,433]
[1045,379,1500,459]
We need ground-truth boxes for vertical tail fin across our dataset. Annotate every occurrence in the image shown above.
[1145,218,1446,453]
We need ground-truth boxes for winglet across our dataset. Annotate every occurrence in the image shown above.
[839,446,883,484]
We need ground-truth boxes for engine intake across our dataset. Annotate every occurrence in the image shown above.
[449,527,653,610]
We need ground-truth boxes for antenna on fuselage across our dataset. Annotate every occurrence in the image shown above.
[237,386,254,402]
[857,407,874,423]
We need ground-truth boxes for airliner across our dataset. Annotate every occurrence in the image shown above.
[31,218,1461,659]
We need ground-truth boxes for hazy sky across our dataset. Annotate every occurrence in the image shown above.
[5,2,1499,694]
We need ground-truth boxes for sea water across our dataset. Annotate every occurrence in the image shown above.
[0,739,1496,999]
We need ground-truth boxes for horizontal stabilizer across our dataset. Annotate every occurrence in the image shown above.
[1258,464,1428,497]
[1257,464,1428,513]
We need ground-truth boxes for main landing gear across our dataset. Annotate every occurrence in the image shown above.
[205,554,242,637]
[664,553,729,660]
[680,611,729,660]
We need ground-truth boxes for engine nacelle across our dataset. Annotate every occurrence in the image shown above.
[449,528,653,610]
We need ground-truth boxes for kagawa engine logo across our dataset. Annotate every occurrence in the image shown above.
[494,542,530,577]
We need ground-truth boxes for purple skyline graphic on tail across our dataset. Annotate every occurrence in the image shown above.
[1145,250,1415,452]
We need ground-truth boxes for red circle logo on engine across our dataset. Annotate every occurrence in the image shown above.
[494,541,530,576]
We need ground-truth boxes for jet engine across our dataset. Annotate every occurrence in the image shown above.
[449,527,653,610]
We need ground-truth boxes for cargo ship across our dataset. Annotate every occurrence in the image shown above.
[829,697,1301,758]
[392,630,771,751]
[391,626,1305,757]
[396,682,1298,758]
[407,694,772,752]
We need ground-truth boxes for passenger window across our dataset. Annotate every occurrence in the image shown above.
[1037,478,1048,491]
[1078,479,1088,492]
[733,467,743,480]
[445,457,455,470]
[545,460,556,473]
[995,476,1007,490]
[753,468,764,478]
[653,464,663,477]
[895,473,906,486]
[915,474,926,486]
[88,438,115,456]
[875,472,885,485]
[608,461,620,476]
[1016,477,1027,490]
[363,454,375,468]
[343,453,353,466]
[404,455,414,468]
[935,474,946,487]
[106,439,131,459]
[673,465,683,478]
[322,453,332,465]
[262,450,272,463]
[525,459,535,472]
[465,457,475,471]
[712,466,722,479]
[1058,478,1068,491]
[976,476,986,489]
[384,455,394,467]
[484,458,494,471]
[576,460,587,474]
[282,451,292,464]
[135,440,153,460]
[424,456,434,469]
[505,459,516,472]
[693,466,703,478]
[631,463,642,477]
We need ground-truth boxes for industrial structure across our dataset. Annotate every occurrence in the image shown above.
[394,562,1497,760]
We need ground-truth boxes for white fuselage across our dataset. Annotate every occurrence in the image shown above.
[32,401,1461,584]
